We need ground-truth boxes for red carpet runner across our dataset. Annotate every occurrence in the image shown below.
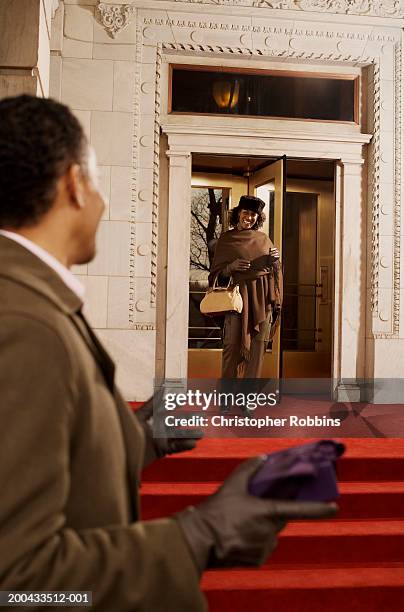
[141,438,404,612]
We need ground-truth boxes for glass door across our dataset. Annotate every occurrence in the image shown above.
[248,157,285,379]
[187,159,334,380]
[187,173,248,378]
[281,178,334,378]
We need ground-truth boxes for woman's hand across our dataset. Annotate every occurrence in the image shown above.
[270,247,280,260]
[225,259,251,274]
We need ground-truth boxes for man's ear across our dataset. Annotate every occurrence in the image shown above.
[65,164,85,208]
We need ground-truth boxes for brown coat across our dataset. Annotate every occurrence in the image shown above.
[0,235,206,612]
[209,229,283,361]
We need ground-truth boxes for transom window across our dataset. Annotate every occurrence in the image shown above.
[170,65,359,123]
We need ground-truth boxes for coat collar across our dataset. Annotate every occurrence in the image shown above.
[0,234,116,392]
[0,234,83,315]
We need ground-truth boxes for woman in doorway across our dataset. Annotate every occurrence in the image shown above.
[209,195,283,386]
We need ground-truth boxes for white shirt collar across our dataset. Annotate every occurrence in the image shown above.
[0,230,85,301]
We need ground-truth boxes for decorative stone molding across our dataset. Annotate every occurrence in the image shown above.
[392,41,402,336]
[131,323,156,330]
[137,244,150,256]
[97,3,135,38]
[371,61,381,315]
[142,16,397,43]
[129,21,143,327]
[372,41,402,338]
[174,0,404,18]
[151,43,162,307]
[98,2,404,40]
[162,41,374,63]
[135,299,148,312]
[129,23,159,329]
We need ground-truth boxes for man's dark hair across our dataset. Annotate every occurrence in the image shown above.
[0,95,87,229]
[229,206,266,230]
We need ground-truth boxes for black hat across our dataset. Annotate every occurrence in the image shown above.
[238,195,265,214]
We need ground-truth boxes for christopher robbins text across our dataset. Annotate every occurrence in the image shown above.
[164,415,342,428]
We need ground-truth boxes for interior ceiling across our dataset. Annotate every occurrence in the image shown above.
[192,154,335,180]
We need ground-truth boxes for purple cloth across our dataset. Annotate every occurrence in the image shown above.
[248,440,345,502]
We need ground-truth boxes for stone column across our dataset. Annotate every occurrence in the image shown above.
[0,0,56,99]
[336,160,366,401]
[164,150,192,379]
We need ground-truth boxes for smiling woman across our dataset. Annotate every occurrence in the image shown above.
[208,195,283,392]
[236,208,258,232]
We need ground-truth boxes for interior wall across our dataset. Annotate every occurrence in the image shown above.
[192,172,247,209]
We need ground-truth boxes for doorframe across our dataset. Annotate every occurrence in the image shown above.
[161,124,371,399]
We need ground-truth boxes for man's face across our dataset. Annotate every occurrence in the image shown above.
[74,147,105,265]
[238,208,258,230]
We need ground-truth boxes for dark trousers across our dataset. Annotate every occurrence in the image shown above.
[221,311,272,379]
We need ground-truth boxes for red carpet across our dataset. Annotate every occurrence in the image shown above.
[140,437,404,611]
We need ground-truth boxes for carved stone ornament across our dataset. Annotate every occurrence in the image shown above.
[176,0,404,18]
[97,3,135,38]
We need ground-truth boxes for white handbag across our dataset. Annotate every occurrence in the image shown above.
[200,275,243,316]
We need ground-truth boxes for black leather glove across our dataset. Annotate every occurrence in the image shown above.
[136,390,201,465]
[176,456,337,574]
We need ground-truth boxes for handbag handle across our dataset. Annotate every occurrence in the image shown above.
[212,272,233,289]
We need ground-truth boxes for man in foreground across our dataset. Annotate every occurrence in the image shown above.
[0,95,336,610]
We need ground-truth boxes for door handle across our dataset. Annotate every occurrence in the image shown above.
[319,266,328,304]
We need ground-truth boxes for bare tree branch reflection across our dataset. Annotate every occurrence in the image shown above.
[190,188,222,271]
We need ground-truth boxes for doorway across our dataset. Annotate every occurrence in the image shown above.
[187,154,335,379]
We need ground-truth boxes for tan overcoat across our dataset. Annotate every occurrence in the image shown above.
[0,235,206,612]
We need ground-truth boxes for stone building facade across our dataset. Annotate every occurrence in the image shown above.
[1,0,403,401]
